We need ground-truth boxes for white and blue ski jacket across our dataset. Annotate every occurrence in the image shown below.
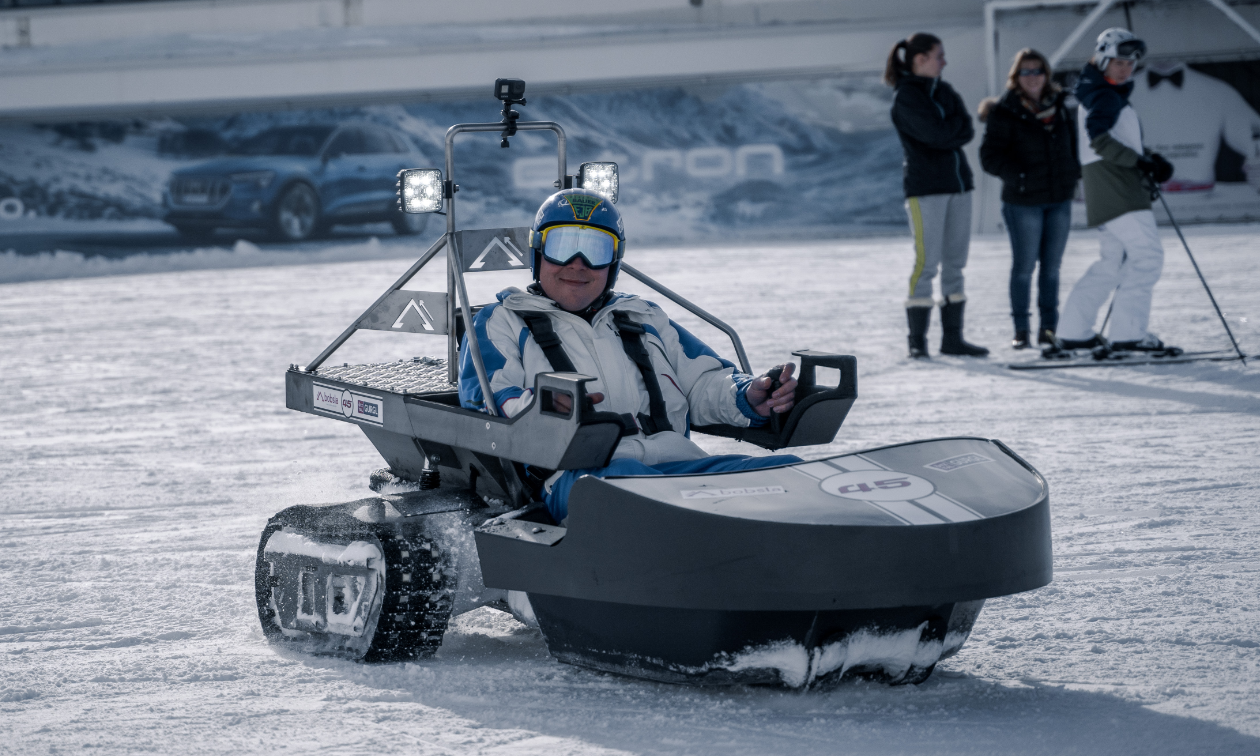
[459,287,765,466]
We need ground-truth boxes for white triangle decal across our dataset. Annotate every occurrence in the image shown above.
[392,298,436,331]
[469,237,526,269]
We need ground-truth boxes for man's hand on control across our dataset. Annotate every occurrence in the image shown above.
[551,391,604,415]
[746,362,797,418]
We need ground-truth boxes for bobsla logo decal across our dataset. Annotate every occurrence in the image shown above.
[311,383,384,426]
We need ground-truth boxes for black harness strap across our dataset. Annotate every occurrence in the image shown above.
[516,313,573,503]
[520,313,578,374]
[520,310,674,437]
[611,311,673,436]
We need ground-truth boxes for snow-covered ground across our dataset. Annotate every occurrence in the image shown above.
[2,226,1258,754]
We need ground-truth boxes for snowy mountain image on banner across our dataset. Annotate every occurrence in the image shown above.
[0,76,906,243]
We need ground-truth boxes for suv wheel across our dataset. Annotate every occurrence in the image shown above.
[272,183,321,242]
[391,209,429,236]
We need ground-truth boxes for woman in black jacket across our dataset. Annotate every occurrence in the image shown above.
[979,49,1081,349]
[886,33,987,359]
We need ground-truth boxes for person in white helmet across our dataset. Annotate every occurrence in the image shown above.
[1049,28,1178,357]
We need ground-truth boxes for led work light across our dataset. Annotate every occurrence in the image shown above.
[397,169,443,214]
[578,162,618,203]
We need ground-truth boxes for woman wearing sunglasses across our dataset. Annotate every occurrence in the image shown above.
[458,188,801,523]
[979,49,1081,350]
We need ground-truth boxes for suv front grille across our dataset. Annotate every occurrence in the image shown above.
[170,176,231,207]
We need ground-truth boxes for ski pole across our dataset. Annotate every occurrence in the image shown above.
[1097,252,1125,337]
[1096,250,1126,342]
[1155,191,1247,365]
[1098,297,1114,337]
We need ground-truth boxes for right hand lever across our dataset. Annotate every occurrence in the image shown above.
[765,365,785,435]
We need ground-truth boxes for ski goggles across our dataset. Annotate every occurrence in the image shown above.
[538,224,620,269]
[1114,39,1146,60]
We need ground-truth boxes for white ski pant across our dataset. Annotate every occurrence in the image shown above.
[1058,209,1165,342]
[905,192,971,308]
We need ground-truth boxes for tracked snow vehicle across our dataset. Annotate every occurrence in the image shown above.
[256,81,1052,687]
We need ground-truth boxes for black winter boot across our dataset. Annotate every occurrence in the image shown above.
[907,306,931,360]
[939,300,989,357]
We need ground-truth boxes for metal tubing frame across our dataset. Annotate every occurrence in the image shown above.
[303,233,448,372]
[1047,0,1118,69]
[304,118,763,410]
[444,121,568,416]
[983,0,1118,96]
[1203,0,1260,47]
[620,262,753,376]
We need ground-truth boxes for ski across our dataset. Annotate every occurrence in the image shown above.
[1008,349,1245,370]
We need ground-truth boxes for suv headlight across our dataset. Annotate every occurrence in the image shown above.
[229,171,275,189]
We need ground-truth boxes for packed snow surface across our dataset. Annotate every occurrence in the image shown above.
[2,226,1259,754]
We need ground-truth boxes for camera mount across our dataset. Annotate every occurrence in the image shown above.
[495,78,527,148]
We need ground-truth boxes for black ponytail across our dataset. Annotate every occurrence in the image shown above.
[883,32,943,87]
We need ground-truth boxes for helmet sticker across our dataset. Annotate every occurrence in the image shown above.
[564,193,603,221]
[532,188,624,288]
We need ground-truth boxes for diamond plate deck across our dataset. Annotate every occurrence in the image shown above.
[314,356,454,396]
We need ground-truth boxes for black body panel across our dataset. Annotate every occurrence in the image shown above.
[475,437,1051,612]
[530,595,985,686]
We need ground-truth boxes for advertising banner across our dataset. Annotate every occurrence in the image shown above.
[0,75,907,251]
[1135,60,1260,224]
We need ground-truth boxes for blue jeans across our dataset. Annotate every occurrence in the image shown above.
[1001,200,1071,334]
[544,453,802,522]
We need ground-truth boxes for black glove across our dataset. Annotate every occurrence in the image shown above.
[1138,153,1175,184]
[765,364,785,435]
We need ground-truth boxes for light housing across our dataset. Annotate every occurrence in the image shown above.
[228,170,275,189]
[398,168,443,214]
[578,162,618,203]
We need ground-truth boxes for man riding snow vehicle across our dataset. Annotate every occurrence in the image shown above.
[459,188,802,522]
[257,89,1053,686]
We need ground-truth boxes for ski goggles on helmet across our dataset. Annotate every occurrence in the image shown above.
[1114,39,1146,60]
[538,224,620,269]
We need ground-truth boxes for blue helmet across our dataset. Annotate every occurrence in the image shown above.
[529,189,626,290]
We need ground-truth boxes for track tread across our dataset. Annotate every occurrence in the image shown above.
[365,532,453,662]
[255,504,456,663]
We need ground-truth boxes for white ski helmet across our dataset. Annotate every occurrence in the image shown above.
[1095,27,1146,70]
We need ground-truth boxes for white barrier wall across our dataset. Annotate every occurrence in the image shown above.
[0,0,988,49]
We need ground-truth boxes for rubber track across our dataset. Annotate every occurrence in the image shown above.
[255,505,455,663]
[365,526,453,662]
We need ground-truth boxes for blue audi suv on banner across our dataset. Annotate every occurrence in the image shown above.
[163,122,429,241]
